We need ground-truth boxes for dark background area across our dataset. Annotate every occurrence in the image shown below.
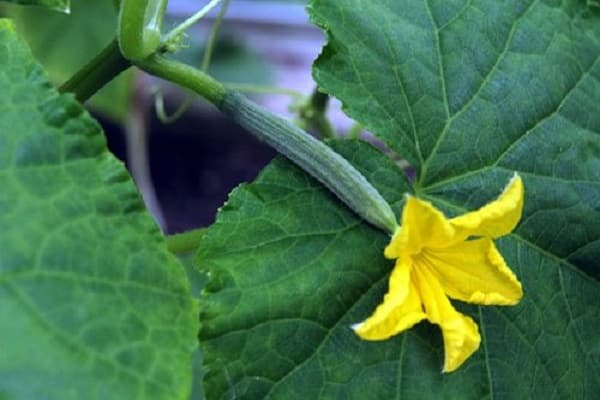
[101,111,276,233]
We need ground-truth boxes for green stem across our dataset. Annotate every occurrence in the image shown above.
[306,88,336,139]
[152,0,231,124]
[60,39,131,103]
[137,56,227,106]
[166,228,207,254]
[201,0,231,72]
[293,88,336,139]
[311,88,329,112]
[164,0,224,43]
[154,90,193,124]
[347,122,363,139]
[224,83,304,100]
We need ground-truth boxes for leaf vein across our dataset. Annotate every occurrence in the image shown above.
[3,281,174,394]
[423,0,450,119]
[261,274,389,397]
[420,0,540,180]
[438,0,473,32]
[493,56,600,167]
[478,307,495,400]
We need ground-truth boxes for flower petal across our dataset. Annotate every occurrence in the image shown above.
[413,266,481,372]
[352,258,426,340]
[419,239,523,305]
[384,196,455,258]
[450,174,524,240]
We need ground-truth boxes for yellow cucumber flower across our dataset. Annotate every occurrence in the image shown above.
[352,174,524,372]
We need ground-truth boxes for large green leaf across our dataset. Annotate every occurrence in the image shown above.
[3,0,133,121]
[196,0,600,398]
[0,20,196,399]
[0,0,68,12]
[311,0,600,279]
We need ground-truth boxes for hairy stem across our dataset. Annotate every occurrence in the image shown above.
[223,83,304,100]
[137,56,226,106]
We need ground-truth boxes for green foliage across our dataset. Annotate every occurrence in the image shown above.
[0,20,196,399]
[310,0,600,278]
[1,0,598,398]
[4,0,133,121]
[0,0,68,12]
[196,0,600,398]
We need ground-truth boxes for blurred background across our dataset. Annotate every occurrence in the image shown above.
[0,0,362,234]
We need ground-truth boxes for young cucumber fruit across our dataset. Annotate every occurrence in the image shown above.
[221,91,399,234]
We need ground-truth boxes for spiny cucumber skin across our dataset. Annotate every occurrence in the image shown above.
[221,91,398,234]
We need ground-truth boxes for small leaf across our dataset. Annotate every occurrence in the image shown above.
[0,20,197,399]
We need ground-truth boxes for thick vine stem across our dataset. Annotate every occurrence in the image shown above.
[118,0,168,60]
[60,39,131,102]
